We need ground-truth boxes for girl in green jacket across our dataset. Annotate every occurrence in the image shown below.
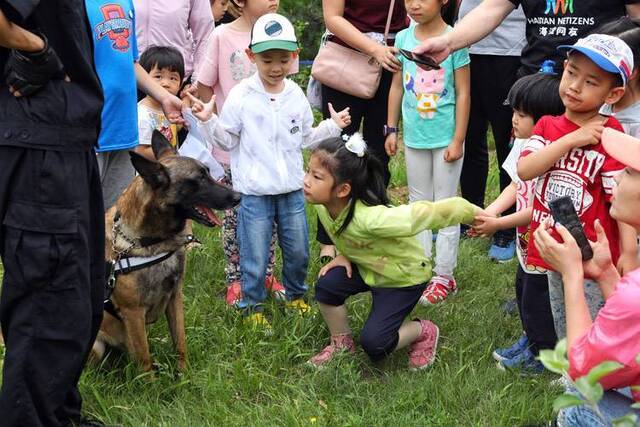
[303,134,482,369]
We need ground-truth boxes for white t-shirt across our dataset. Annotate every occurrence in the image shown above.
[502,138,545,274]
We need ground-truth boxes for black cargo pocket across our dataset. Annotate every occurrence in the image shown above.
[2,200,79,294]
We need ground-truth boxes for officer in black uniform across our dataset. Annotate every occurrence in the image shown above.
[0,1,105,425]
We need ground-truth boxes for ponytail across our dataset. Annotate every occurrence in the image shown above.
[312,134,389,235]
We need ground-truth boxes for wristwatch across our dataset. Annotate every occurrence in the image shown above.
[383,125,397,137]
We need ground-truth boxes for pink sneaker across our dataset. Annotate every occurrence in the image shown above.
[225,281,242,306]
[265,275,286,301]
[420,275,457,306]
[408,320,440,370]
[307,334,355,368]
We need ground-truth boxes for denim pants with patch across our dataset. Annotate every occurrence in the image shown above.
[237,190,309,311]
[547,271,605,339]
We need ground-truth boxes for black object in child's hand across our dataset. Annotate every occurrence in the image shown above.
[549,196,594,261]
[398,48,440,70]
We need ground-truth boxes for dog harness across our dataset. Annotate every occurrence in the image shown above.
[104,212,197,321]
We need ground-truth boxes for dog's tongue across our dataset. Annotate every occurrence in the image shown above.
[198,205,222,227]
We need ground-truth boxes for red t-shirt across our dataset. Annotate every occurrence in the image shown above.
[520,114,625,274]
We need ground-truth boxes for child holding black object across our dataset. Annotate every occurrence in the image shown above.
[517,34,639,339]
[304,134,483,369]
[473,67,564,374]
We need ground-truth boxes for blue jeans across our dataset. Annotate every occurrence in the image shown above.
[237,190,309,311]
[557,387,640,427]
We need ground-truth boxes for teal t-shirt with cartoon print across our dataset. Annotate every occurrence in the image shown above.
[395,25,470,149]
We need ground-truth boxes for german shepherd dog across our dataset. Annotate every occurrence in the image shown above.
[91,131,240,372]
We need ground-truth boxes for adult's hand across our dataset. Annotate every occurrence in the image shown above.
[413,34,451,65]
[372,45,401,73]
[534,219,583,279]
[583,219,617,280]
[161,93,186,125]
[5,34,66,97]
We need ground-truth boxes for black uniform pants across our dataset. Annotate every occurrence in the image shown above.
[460,54,521,239]
[0,147,105,426]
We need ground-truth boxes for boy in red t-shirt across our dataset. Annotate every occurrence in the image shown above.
[518,33,638,339]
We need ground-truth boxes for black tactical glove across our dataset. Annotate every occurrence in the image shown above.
[5,34,65,96]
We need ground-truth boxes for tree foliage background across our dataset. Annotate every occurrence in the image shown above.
[281,0,325,60]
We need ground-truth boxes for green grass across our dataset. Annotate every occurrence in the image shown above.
[0,136,561,426]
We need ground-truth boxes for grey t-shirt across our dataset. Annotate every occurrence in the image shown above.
[458,0,526,56]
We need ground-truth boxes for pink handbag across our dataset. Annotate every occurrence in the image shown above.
[311,0,396,100]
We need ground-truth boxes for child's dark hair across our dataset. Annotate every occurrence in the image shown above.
[507,71,564,123]
[596,17,640,88]
[313,136,389,235]
[139,46,185,82]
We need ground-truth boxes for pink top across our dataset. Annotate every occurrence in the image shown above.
[133,0,213,79]
[568,268,640,401]
[197,24,299,165]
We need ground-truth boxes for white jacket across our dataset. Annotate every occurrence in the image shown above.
[200,73,342,196]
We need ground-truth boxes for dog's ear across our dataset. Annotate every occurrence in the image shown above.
[151,129,177,160]
[129,151,170,190]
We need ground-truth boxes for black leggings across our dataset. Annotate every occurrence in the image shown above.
[515,266,557,354]
[315,265,425,362]
[317,70,394,244]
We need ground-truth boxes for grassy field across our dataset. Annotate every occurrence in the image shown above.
[0,140,561,426]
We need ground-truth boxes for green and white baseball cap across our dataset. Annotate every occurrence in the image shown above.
[250,13,298,53]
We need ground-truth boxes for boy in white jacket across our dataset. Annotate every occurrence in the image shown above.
[191,13,351,327]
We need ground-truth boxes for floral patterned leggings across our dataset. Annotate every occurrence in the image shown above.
[221,165,277,284]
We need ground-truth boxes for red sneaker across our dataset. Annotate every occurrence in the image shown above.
[419,275,457,306]
[307,334,355,368]
[265,275,286,301]
[225,281,242,306]
[408,320,439,370]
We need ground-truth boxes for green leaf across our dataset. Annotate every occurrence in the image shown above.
[538,344,570,375]
[585,361,623,386]
[555,338,568,357]
[631,403,640,409]
[552,394,584,412]
[575,376,604,405]
[636,353,640,365]
[612,413,638,427]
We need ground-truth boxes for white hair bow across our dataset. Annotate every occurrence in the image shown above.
[343,133,367,157]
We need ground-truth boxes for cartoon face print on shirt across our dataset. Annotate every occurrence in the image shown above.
[404,67,447,119]
[230,50,257,81]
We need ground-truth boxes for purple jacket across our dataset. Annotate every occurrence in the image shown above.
[134,0,213,79]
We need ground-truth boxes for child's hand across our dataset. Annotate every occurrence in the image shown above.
[318,254,352,278]
[473,215,502,238]
[328,102,352,129]
[187,92,216,122]
[385,133,398,156]
[570,121,605,148]
[443,141,463,162]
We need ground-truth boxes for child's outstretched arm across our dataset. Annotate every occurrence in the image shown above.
[363,197,483,238]
[187,92,240,151]
[474,207,532,238]
[444,64,470,162]
[301,102,350,149]
[385,71,403,157]
[518,121,604,181]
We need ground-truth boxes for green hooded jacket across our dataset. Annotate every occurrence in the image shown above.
[316,197,477,287]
